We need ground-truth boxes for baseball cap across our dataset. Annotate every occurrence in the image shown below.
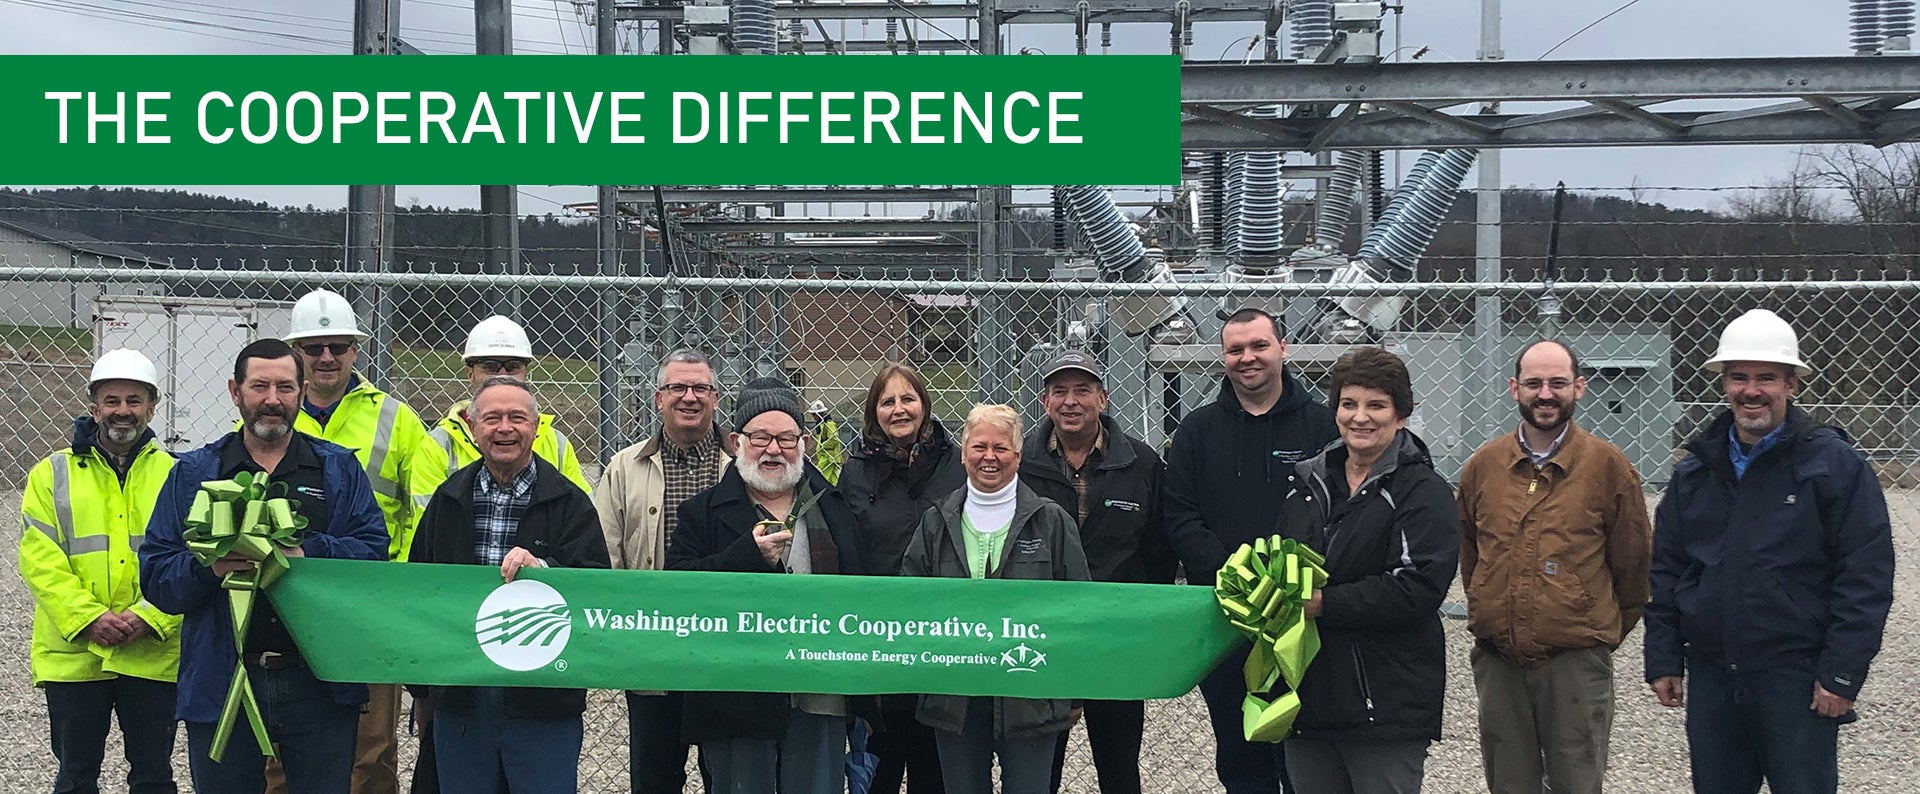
[1041,348,1103,385]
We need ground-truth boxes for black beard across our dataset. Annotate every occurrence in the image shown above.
[1520,400,1574,433]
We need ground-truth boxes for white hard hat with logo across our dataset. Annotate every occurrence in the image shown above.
[285,289,369,342]
[90,348,161,393]
[465,315,535,360]
[1704,308,1811,376]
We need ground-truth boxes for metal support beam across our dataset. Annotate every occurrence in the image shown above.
[349,0,399,391]
[1588,98,1690,135]
[676,218,980,234]
[1182,56,1920,104]
[974,1,1010,405]
[596,0,624,465]
[618,2,982,22]
[1181,107,1920,150]
[621,187,980,204]
[1380,101,1499,139]
[478,0,521,317]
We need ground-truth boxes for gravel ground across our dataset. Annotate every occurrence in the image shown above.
[4,490,1916,793]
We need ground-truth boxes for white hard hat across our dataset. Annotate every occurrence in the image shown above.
[465,315,534,360]
[1704,308,1811,376]
[808,400,829,415]
[284,289,369,342]
[90,348,161,393]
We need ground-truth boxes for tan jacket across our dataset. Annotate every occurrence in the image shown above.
[593,431,733,572]
[1457,422,1653,666]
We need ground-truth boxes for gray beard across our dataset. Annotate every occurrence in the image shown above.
[738,457,802,494]
[248,419,292,443]
[103,424,142,445]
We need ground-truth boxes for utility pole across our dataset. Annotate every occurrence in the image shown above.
[478,0,522,317]
[974,0,1011,404]
[349,0,399,390]
[1472,0,1503,441]
[596,0,624,462]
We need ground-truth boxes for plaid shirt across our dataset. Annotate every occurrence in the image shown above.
[472,460,538,566]
[660,428,723,550]
[1048,424,1108,524]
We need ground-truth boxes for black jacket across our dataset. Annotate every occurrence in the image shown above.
[666,465,874,742]
[408,456,611,720]
[1274,430,1459,742]
[1165,369,1339,583]
[1644,405,1894,701]
[1018,414,1176,584]
[839,417,967,576]
[901,482,1090,739]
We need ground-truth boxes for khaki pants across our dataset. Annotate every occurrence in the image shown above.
[268,682,402,794]
[1471,644,1614,794]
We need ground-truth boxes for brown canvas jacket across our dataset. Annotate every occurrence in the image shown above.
[1457,422,1653,666]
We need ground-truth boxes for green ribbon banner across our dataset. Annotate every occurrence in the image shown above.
[1,55,1180,186]
[267,559,1239,700]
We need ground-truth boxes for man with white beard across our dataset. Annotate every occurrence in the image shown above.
[667,377,873,794]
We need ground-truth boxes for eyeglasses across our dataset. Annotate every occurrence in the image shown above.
[300,342,355,357]
[658,383,718,397]
[1518,378,1576,393]
[743,432,803,450]
[469,359,529,375]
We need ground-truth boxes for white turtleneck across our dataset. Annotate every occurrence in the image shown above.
[964,476,1018,535]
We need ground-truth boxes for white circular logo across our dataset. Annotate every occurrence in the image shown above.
[474,579,571,672]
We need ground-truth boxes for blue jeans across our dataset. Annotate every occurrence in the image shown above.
[933,698,1057,794]
[432,688,583,794]
[185,665,359,794]
[1685,655,1842,794]
[46,676,179,794]
[703,707,848,794]
[1199,646,1294,794]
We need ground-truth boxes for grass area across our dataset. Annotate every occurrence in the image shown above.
[0,324,91,356]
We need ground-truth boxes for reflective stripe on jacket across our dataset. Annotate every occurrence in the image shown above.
[18,436,180,685]
[406,401,592,559]
[291,376,429,560]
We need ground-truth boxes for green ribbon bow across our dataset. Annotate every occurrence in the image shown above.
[1213,535,1330,743]
[181,471,308,763]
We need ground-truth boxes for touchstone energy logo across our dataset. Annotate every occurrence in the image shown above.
[1001,642,1048,673]
[475,580,572,672]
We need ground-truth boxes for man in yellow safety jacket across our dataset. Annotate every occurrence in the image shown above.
[279,288,430,794]
[407,315,590,519]
[18,347,181,794]
[401,314,588,794]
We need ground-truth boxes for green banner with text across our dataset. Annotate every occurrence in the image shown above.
[267,559,1240,699]
[1,55,1179,186]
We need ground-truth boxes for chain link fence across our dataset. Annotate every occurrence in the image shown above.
[3,259,1918,791]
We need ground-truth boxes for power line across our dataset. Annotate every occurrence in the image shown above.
[1,0,335,53]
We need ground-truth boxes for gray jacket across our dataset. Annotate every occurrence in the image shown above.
[900,479,1091,740]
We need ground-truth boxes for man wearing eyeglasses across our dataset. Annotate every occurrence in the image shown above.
[278,287,432,794]
[593,348,732,794]
[1454,340,1652,794]
[667,376,871,794]
[398,315,591,793]
[410,315,591,505]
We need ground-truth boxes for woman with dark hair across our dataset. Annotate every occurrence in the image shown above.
[838,362,965,794]
[1273,347,1459,794]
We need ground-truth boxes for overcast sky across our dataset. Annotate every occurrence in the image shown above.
[0,0,1868,213]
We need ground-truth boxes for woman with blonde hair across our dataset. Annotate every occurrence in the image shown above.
[900,404,1090,794]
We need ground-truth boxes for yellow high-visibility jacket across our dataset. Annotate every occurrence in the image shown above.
[291,375,429,561]
[18,429,181,685]
[405,401,590,558]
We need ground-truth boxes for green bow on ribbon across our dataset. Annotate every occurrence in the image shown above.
[181,471,308,762]
[1213,535,1329,743]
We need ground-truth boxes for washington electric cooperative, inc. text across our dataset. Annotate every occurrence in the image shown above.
[43,90,1087,146]
[581,608,1050,643]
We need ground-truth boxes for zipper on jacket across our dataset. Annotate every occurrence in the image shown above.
[1351,646,1376,723]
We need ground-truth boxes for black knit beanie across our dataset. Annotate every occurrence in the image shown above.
[733,376,806,433]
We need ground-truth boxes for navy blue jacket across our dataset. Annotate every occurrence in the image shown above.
[1164,368,1338,584]
[139,432,389,723]
[1644,406,1894,700]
